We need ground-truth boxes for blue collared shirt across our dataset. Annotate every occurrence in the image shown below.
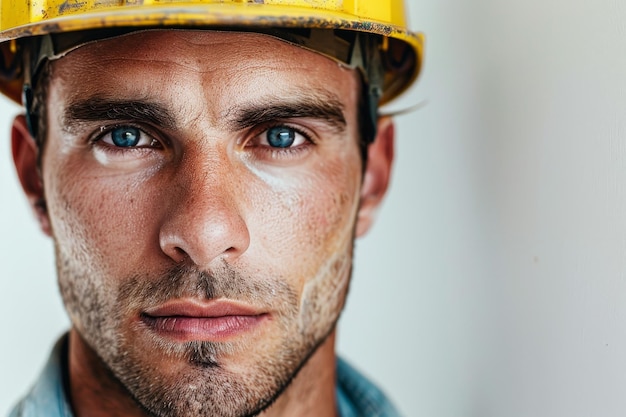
[9,335,401,417]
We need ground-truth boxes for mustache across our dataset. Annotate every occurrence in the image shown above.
[116,262,297,313]
[114,262,299,366]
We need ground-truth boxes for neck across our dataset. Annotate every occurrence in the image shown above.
[259,332,339,417]
[68,329,146,416]
[67,328,339,417]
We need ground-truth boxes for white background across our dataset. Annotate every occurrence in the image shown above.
[4,0,626,416]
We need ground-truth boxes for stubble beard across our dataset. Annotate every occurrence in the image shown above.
[55,247,353,417]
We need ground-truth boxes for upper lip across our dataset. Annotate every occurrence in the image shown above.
[143,299,265,318]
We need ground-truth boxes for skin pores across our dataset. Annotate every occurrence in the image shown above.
[38,31,369,417]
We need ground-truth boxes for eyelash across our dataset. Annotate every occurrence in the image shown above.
[246,123,316,158]
[90,124,165,152]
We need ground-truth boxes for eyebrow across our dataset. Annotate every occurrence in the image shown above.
[62,93,347,134]
[227,94,347,133]
[63,97,177,132]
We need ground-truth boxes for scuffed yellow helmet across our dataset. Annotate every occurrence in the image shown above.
[0,0,423,106]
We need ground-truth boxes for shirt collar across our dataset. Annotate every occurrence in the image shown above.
[336,357,402,417]
[10,334,73,417]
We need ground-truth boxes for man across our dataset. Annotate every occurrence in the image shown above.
[2,1,422,416]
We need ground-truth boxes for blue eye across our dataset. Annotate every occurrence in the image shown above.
[266,126,296,148]
[111,127,141,147]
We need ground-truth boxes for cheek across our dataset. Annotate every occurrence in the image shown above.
[44,157,158,275]
[244,151,362,289]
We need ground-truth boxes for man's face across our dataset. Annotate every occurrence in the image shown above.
[36,30,370,416]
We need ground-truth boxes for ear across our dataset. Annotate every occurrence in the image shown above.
[12,114,52,236]
[355,116,395,237]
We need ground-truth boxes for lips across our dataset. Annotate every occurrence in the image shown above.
[140,299,268,342]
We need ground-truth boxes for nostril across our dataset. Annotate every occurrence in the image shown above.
[219,246,238,261]
[172,246,188,263]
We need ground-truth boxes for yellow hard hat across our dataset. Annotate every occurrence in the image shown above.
[0,0,423,105]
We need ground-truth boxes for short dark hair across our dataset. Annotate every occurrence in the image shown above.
[30,59,51,164]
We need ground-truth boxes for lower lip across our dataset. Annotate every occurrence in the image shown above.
[141,314,267,342]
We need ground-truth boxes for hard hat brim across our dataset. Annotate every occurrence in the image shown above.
[0,3,423,104]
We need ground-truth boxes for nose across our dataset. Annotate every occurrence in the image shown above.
[159,156,250,267]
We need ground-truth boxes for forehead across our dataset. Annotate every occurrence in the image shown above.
[60,30,329,66]
[48,30,361,114]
